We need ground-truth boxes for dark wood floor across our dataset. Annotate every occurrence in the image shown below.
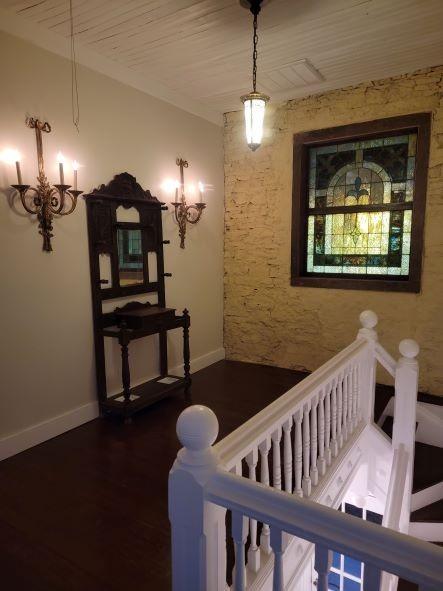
[0,360,439,591]
[0,360,306,591]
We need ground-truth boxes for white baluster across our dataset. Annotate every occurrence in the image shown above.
[325,384,332,466]
[342,370,348,442]
[347,368,354,435]
[310,395,319,486]
[331,379,338,457]
[337,374,343,449]
[282,419,293,493]
[270,527,284,591]
[353,364,359,428]
[314,544,332,591]
[364,563,381,591]
[232,511,248,591]
[259,437,272,554]
[246,449,260,573]
[302,403,312,497]
[293,411,303,497]
[272,427,282,490]
[318,391,326,477]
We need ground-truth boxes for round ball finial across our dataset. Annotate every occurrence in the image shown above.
[176,405,219,451]
[359,310,378,329]
[399,338,419,359]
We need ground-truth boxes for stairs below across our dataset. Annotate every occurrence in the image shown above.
[379,394,443,591]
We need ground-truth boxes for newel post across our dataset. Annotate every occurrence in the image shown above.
[392,339,419,456]
[168,405,226,591]
[357,310,378,424]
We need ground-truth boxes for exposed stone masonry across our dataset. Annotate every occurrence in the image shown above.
[223,66,443,395]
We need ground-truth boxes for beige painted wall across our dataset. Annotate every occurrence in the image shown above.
[0,32,224,440]
[224,66,443,396]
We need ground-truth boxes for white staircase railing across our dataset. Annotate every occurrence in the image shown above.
[169,311,443,591]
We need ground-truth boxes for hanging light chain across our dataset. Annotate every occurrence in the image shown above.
[252,11,258,93]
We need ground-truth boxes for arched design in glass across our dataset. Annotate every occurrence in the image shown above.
[291,114,431,292]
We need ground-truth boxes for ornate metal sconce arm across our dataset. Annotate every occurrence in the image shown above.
[170,158,206,249]
[9,118,83,251]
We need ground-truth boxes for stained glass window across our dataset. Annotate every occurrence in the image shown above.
[291,114,429,292]
[306,134,415,277]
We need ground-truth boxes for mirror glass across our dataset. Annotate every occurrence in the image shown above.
[117,228,144,286]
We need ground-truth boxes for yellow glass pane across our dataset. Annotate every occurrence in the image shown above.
[368,212,382,234]
[332,214,344,234]
[404,210,412,232]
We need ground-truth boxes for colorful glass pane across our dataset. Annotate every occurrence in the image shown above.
[306,132,416,279]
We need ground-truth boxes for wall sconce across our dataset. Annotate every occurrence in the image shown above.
[171,158,206,249]
[3,117,83,252]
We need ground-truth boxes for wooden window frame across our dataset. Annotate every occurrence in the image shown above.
[291,113,431,293]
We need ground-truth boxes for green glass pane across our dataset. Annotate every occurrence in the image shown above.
[309,189,315,208]
[383,135,408,146]
[406,180,414,201]
[307,254,314,272]
[401,255,410,275]
[403,232,411,255]
[307,234,314,254]
[407,157,415,179]
[404,210,412,232]
[308,216,315,234]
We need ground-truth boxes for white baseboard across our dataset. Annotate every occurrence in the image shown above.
[0,401,99,462]
[0,347,225,462]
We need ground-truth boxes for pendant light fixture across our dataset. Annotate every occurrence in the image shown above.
[240,0,269,151]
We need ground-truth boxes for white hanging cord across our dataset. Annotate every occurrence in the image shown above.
[70,0,80,133]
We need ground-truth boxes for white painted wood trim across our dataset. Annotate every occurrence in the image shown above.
[214,339,369,468]
[0,347,225,461]
[409,521,443,543]
[0,401,99,462]
[412,482,443,512]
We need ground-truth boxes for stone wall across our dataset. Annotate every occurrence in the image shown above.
[223,66,443,395]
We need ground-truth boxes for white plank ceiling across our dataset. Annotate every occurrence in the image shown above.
[1,0,443,123]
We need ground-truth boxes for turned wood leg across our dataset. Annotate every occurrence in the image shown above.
[182,309,191,399]
[159,331,168,377]
[121,342,131,403]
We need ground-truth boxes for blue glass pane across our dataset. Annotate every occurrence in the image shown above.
[344,576,361,591]
[332,551,341,568]
[344,555,361,578]
[328,571,340,591]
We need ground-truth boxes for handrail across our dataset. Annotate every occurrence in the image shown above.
[383,444,409,531]
[214,338,368,468]
[206,469,443,591]
[374,341,397,377]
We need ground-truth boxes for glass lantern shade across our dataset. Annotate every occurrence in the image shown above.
[241,91,269,151]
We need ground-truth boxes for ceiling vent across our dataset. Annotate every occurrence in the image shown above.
[260,59,323,93]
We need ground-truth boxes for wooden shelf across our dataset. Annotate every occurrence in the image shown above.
[101,375,187,417]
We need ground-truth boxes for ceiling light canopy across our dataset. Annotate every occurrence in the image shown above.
[240,0,270,151]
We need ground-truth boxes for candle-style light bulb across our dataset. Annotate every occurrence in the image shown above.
[56,151,65,184]
[1,149,23,184]
[198,181,205,203]
[72,160,79,190]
